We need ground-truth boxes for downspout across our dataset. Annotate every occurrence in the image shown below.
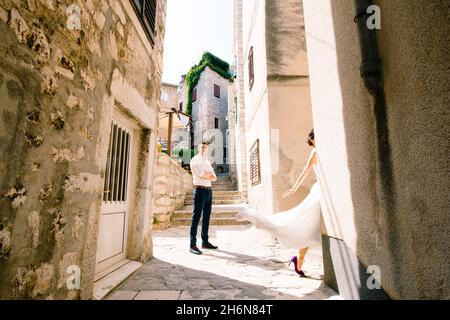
[353,0,401,297]
[353,0,383,97]
[353,0,395,210]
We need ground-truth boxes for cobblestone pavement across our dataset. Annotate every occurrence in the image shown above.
[106,225,340,300]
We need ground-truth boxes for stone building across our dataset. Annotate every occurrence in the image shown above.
[170,77,191,152]
[160,82,179,113]
[303,0,450,299]
[193,66,230,173]
[178,57,232,175]
[0,0,167,299]
[234,0,314,213]
[158,82,191,159]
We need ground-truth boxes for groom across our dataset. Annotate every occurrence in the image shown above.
[189,142,218,255]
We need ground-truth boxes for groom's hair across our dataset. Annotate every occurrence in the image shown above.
[198,141,209,150]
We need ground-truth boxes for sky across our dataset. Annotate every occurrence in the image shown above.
[162,0,234,85]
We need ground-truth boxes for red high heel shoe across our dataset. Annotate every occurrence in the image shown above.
[288,256,306,277]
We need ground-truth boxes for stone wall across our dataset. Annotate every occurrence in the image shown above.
[152,153,192,230]
[0,0,167,299]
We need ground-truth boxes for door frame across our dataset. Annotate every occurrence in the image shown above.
[95,109,140,277]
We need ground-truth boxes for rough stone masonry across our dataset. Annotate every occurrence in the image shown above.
[152,153,193,230]
[0,0,166,299]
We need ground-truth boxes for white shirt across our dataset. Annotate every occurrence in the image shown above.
[190,154,215,187]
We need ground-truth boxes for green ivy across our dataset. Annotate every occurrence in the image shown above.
[185,52,233,115]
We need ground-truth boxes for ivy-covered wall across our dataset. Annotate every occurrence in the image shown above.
[184,52,232,115]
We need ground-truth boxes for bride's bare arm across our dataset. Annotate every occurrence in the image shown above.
[283,149,317,197]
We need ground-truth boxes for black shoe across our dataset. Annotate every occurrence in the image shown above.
[190,245,203,255]
[201,242,218,249]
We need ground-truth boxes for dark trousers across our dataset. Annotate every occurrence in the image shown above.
[190,187,212,247]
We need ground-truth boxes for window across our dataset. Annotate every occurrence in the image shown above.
[179,102,183,111]
[249,139,261,186]
[214,84,221,98]
[192,87,197,102]
[130,0,157,47]
[214,118,219,129]
[103,122,131,202]
[248,46,255,90]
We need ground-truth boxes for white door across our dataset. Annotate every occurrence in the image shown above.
[95,120,132,276]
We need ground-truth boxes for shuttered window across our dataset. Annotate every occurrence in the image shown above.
[192,87,197,102]
[214,84,221,98]
[130,0,157,47]
[249,139,261,186]
[248,46,254,91]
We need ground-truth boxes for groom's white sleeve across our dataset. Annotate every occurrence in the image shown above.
[190,161,206,178]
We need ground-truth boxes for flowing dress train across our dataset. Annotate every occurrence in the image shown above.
[241,168,321,250]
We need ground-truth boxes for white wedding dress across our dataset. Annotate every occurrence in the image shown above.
[241,165,322,250]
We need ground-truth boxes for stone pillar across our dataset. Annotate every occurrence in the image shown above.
[233,0,249,200]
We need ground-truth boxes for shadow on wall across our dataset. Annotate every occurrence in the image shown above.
[325,0,450,299]
[325,0,397,299]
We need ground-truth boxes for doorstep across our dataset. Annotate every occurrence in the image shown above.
[92,260,143,300]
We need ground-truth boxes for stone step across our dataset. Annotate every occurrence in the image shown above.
[211,183,237,187]
[177,204,247,212]
[212,187,238,191]
[184,193,242,200]
[171,204,249,227]
[212,179,234,183]
[184,199,243,205]
[173,211,240,219]
[171,217,250,226]
[212,177,233,183]
[211,190,241,196]
[212,180,236,184]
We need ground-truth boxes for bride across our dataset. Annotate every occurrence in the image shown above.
[241,129,321,277]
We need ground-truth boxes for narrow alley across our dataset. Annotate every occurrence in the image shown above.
[0,0,448,302]
[105,225,338,300]
[101,177,338,300]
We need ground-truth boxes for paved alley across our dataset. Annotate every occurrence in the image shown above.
[106,225,339,300]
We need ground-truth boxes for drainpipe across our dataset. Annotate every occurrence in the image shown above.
[353,0,395,207]
[353,0,383,97]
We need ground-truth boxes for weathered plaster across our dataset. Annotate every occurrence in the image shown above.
[304,0,450,299]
